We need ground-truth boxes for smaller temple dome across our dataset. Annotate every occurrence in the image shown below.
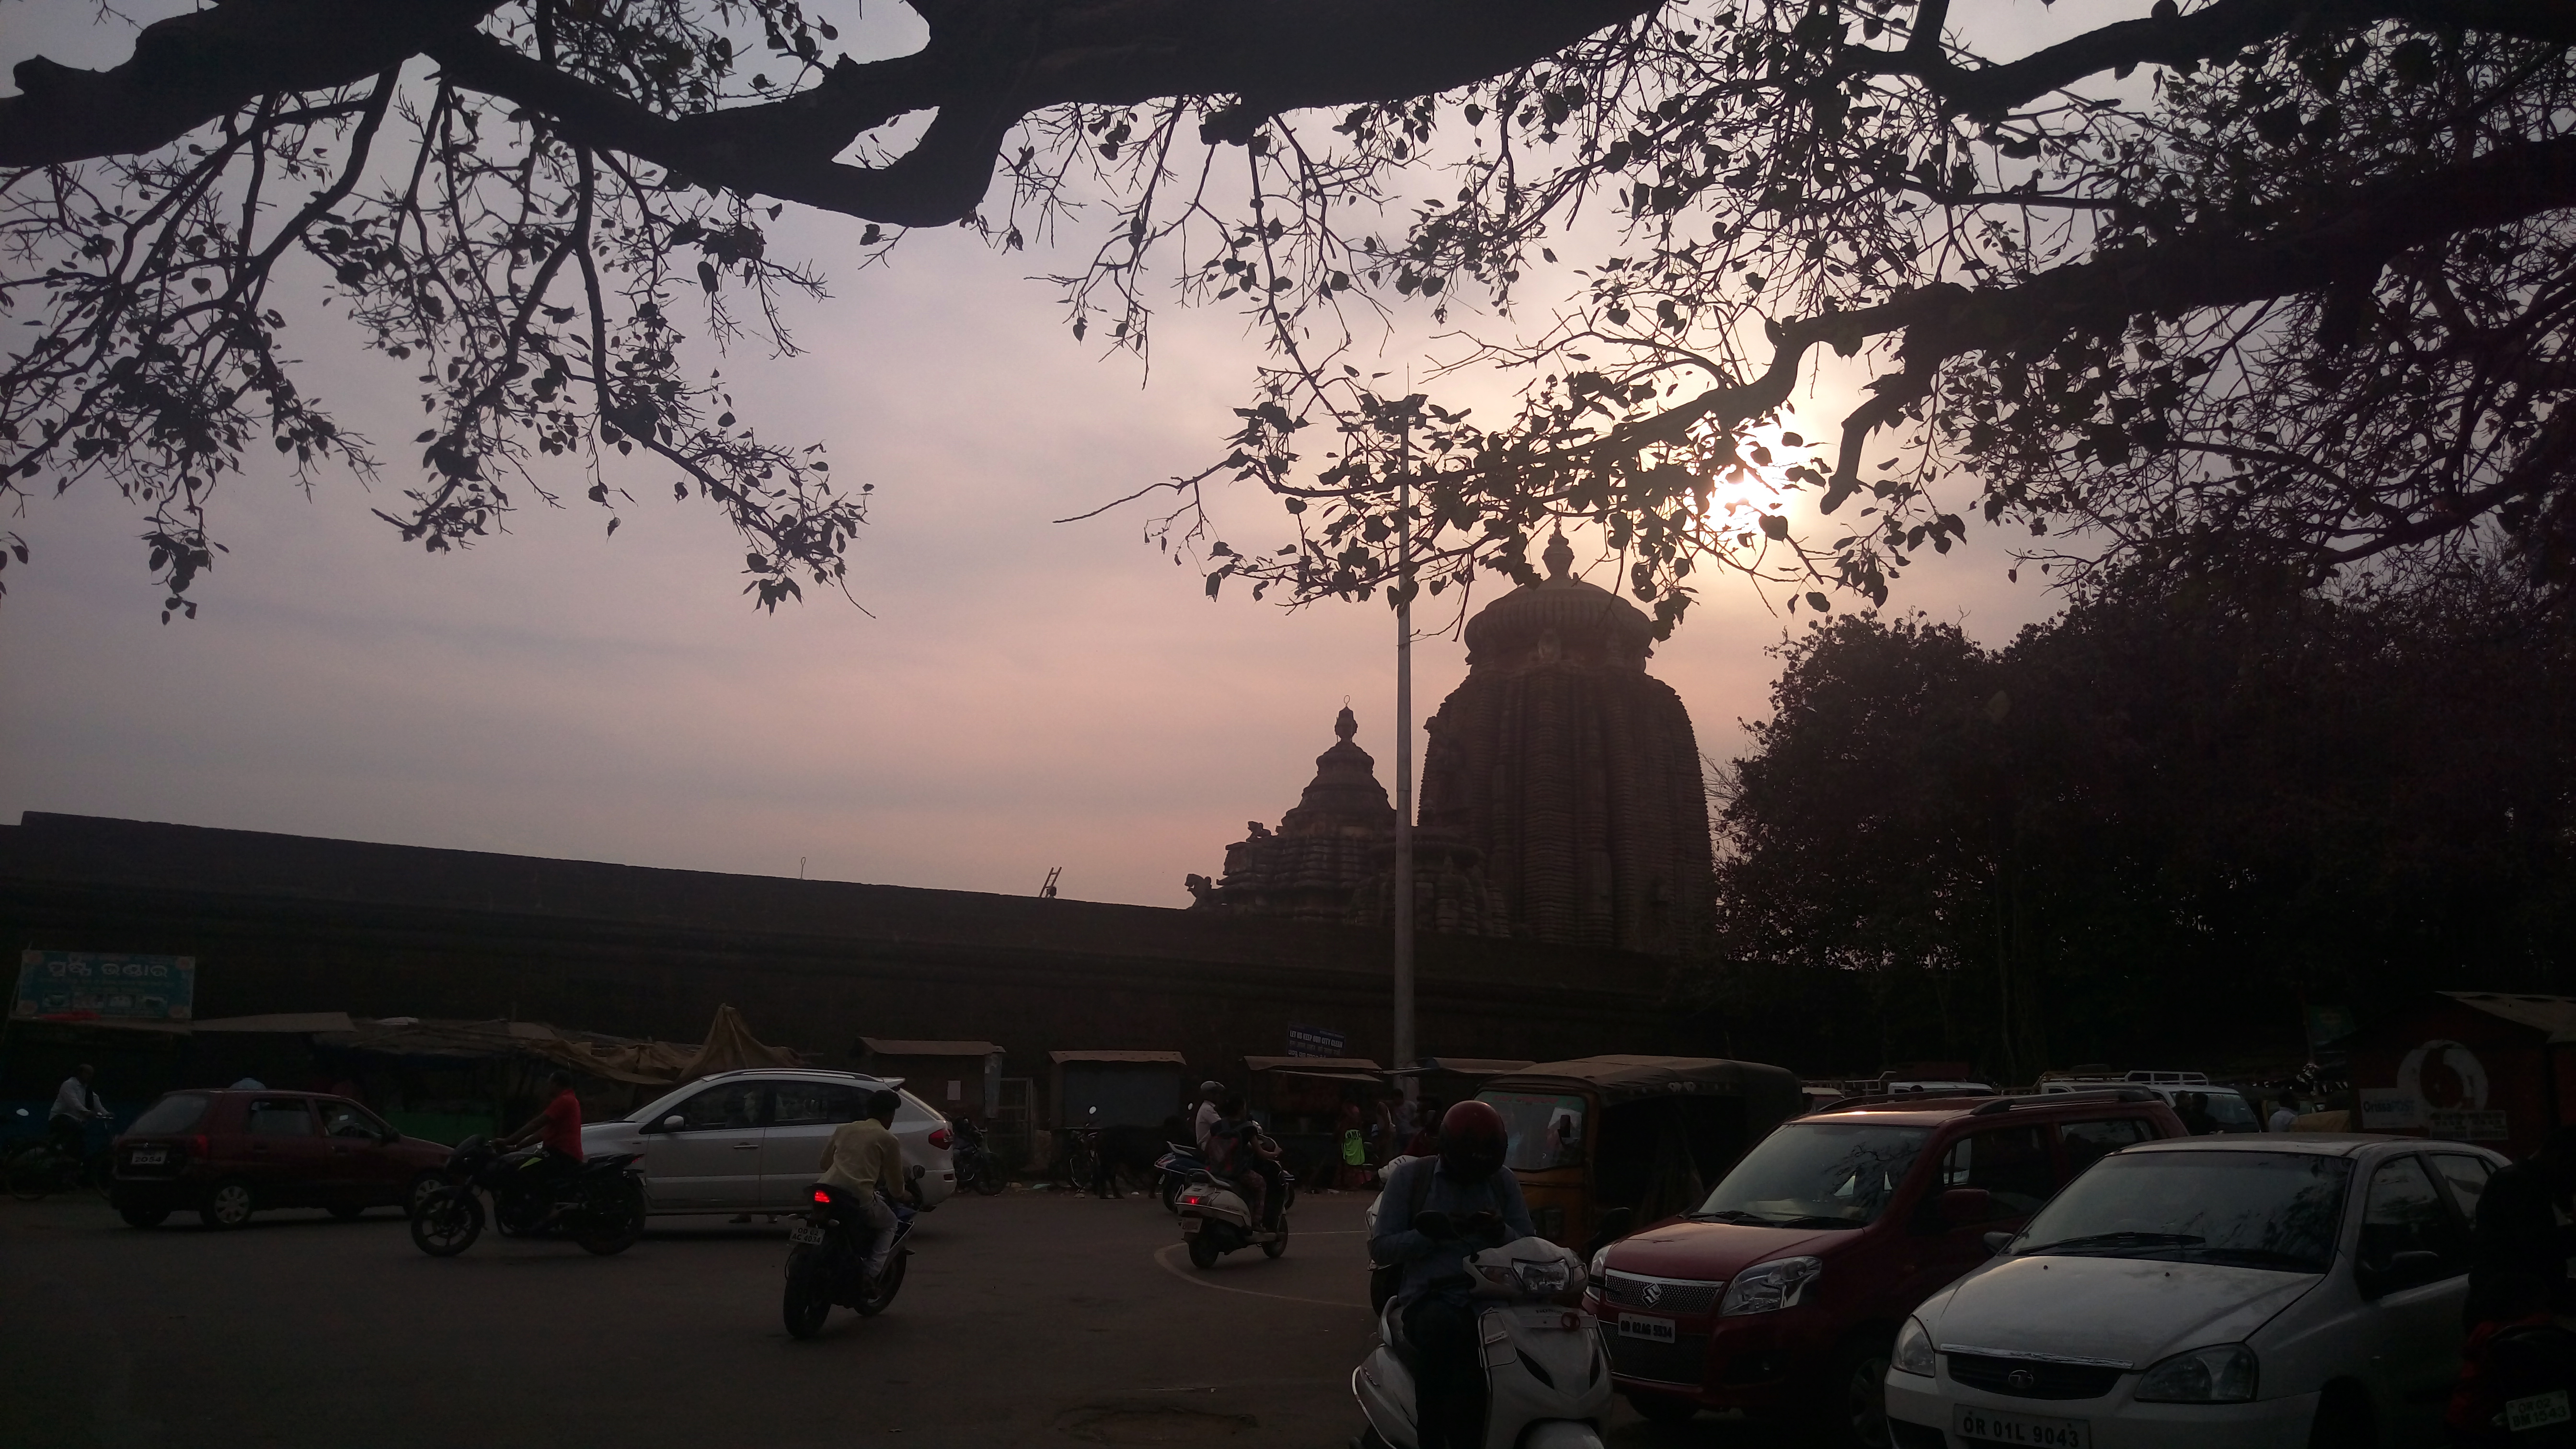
[1461,530,1657,672]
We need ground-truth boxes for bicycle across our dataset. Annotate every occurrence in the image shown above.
[5,1137,112,1202]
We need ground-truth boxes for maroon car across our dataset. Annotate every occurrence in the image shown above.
[109,1089,454,1229]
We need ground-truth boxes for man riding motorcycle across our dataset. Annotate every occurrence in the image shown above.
[815,1089,919,1281]
[498,1069,585,1220]
[1207,1095,1288,1229]
[1367,1100,1536,1449]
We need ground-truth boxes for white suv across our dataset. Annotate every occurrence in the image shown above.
[579,1069,956,1215]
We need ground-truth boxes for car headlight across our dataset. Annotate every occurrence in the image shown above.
[2135,1344,2258,1403]
[1718,1255,1823,1315]
[1892,1316,1938,1377]
[1589,1247,1611,1279]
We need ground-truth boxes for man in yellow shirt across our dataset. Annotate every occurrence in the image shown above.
[816,1089,918,1280]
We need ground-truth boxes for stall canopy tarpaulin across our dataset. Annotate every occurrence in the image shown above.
[202,1003,803,1087]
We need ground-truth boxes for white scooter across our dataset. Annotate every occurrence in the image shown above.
[1175,1159,1293,1268]
[1352,1235,1610,1449]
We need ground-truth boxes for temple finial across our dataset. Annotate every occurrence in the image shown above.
[1542,528,1574,581]
[1334,705,1358,743]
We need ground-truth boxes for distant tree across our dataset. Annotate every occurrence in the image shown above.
[1704,563,2576,1076]
[2,0,2571,617]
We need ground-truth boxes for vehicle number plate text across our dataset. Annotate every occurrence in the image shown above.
[1618,1314,1676,1344]
[787,1223,827,1246]
[2508,1390,2572,1431]
[1953,1405,2089,1448]
[130,1149,166,1166]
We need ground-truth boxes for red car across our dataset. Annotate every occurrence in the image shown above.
[1587,1090,2185,1448]
[109,1089,455,1230]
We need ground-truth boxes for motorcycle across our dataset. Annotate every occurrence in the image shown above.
[1352,1234,1609,1449]
[1153,1140,1208,1214]
[782,1165,923,1338]
[949,1118,1007,1197]
[408,1135,644,1257]
[1175,1149,1293,1268]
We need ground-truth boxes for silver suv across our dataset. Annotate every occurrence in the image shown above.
[579,1069,957,1215]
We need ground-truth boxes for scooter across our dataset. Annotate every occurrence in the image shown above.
[1351,1234,1609,1449]
[1176,1164,1293,1267]
[1152,1140,1208,1214]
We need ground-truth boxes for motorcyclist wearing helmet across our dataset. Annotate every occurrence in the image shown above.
[1368,1100,1537,1449]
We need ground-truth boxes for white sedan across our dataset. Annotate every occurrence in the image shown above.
[1885,1133,2507,1449]
[579,1068,956,1216]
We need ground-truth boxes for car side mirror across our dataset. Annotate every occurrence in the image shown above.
[659,1114,686,1132]
[2362,1249,2449,1297]
[1582,1207,1637,1258]
[1982,1230,2016,1256]
[1937,1187,1994,1227]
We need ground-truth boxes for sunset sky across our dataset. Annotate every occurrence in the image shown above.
[0,5,2071,908]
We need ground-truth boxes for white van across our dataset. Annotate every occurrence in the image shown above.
[2041,1071,2260,1133]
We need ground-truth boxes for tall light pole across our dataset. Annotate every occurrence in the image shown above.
[1392,402,1417,1103]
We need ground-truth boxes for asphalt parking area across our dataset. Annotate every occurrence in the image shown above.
[0,1187,1790,1449]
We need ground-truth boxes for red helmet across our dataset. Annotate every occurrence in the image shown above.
[1438,1099,1509,1181]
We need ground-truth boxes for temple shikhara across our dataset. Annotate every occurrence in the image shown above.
[1191,532,1714,957]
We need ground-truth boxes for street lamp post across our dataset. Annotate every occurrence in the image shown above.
[1392,410,1416,1104]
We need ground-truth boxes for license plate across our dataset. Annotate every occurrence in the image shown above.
[1954,1405,2089,1448]
[1618,1314,1676,1344]
[787,1223,827,1246]
[2509,1390,2572,1431]
[129,1149,167,1166]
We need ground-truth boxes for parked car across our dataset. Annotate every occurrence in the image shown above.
[578,1069,956,1215]
[1585,1088,2186,1448]
[109,1089,454,1229]
[2039,1070,2262,1133]
[1885,1133,2508,1449]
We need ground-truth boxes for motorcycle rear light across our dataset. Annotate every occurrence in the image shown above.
[927,1128,952,1150]
[812,1188,832,1204]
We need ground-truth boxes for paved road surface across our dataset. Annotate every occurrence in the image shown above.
[2,1188,1784,1449]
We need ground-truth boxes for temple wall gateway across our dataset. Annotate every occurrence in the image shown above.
[0,813,1675,1105]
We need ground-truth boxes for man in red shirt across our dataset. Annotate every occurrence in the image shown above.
[504,1070,586,1202]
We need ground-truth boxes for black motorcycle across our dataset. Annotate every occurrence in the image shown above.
[408,1135,644,1258]
[782,1167,922,1339]
[949,1118,1006,1197]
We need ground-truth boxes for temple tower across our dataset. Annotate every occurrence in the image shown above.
[1189,708,1507,936]
[1418,532,1714,955]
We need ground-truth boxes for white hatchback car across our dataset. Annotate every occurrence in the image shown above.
[1885,1134,2507,1449]
[579,1069,956,1216]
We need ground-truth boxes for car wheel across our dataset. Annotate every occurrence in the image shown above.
[404,1173,442,1219]
[198,1179,255,1230]
[1812,1332,1894,1449]
[2308,1381,2376,1449]
[1624,1390,1698,1425]
[1187,1232,1222,1269]
[118,1204,171,1229]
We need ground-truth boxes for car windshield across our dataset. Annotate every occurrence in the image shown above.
[1482,1092,1588,1171]
[2202,1092,2258,1128]
[2016,1150,2352,1272]
[128,1093,209,1135]
[1690,1121,1931,1229]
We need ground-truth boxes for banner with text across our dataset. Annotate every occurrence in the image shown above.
[12,951,196,1024]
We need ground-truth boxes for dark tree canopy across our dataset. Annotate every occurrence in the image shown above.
[1702,564,2576,1077]
[1,0,2571,619]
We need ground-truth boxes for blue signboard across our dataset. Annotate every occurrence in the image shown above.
[1287,1023,1346,1058]
[13,951,196,1023]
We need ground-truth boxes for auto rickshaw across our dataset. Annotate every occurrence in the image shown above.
[1473,1056,1803,1251]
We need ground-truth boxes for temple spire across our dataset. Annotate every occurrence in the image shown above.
[1542,528,1574,581]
